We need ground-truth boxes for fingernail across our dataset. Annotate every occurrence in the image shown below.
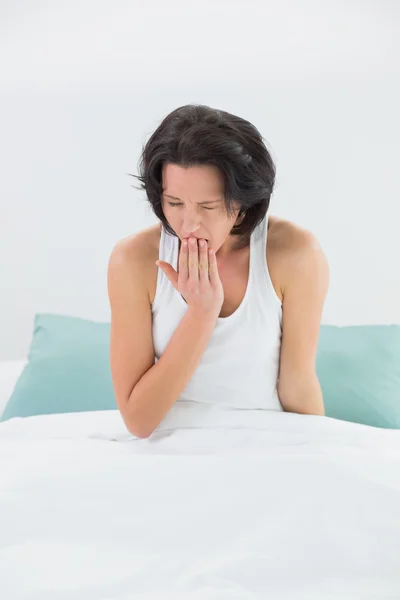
[183,239,188,246]
[199,239,205,247]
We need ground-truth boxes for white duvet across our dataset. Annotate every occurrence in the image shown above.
[1,402,400,600]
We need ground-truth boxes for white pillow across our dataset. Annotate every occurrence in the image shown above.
[0,360,27,418]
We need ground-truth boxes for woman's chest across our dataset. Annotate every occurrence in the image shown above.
[217,255,249,318]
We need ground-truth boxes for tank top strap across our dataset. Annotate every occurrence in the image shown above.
[151,225,176,316]
[252,212,282,319]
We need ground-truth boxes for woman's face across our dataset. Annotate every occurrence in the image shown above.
[161,163,241,254]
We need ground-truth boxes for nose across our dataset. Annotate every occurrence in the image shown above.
[182,215,201,237]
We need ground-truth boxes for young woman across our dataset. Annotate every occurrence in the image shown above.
[107,104,329,438]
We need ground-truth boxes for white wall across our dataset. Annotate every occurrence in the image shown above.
[1,0,399,359]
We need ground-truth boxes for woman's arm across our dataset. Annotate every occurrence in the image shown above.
[276,227,330,416]
[107,235,220,439]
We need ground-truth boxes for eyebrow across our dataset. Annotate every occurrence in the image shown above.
[163,194,221,205]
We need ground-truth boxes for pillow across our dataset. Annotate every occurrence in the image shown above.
[2,314,399,429]
[1,313,116,422]
[317,325,400,429]
[0,360,28,418]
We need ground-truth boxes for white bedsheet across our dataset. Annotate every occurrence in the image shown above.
[1,402,400,600]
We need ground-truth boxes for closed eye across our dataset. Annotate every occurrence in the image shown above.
[168,202,215,211]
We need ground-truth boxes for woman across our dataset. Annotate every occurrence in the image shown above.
[107,104,329,438]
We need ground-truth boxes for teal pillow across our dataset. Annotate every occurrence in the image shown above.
[317,325,400,429]
[2,315,399,429]
[1,313,116,421]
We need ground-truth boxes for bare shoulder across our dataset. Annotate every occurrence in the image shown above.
[109,223,160,265]
[267,215,329,297]
[108,223,161,301]
[268,215,323,255]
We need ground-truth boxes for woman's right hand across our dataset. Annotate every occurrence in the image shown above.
[156,236,224,319]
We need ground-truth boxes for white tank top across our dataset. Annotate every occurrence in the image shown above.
[151,213,283,411]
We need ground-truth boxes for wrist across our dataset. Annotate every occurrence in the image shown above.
[186,305,220,323]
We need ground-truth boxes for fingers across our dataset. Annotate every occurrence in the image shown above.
[178,237,215,283]
[188,237,199,281]
[178,238,189,282]
[198,238,209,282]
[207,247,219,285]
[156,260,178,289]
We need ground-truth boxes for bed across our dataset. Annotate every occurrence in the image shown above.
[1,379,400,599]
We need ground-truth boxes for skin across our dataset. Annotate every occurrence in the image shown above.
[125,163,329,416]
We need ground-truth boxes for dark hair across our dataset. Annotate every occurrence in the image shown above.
[130,104,276,239]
